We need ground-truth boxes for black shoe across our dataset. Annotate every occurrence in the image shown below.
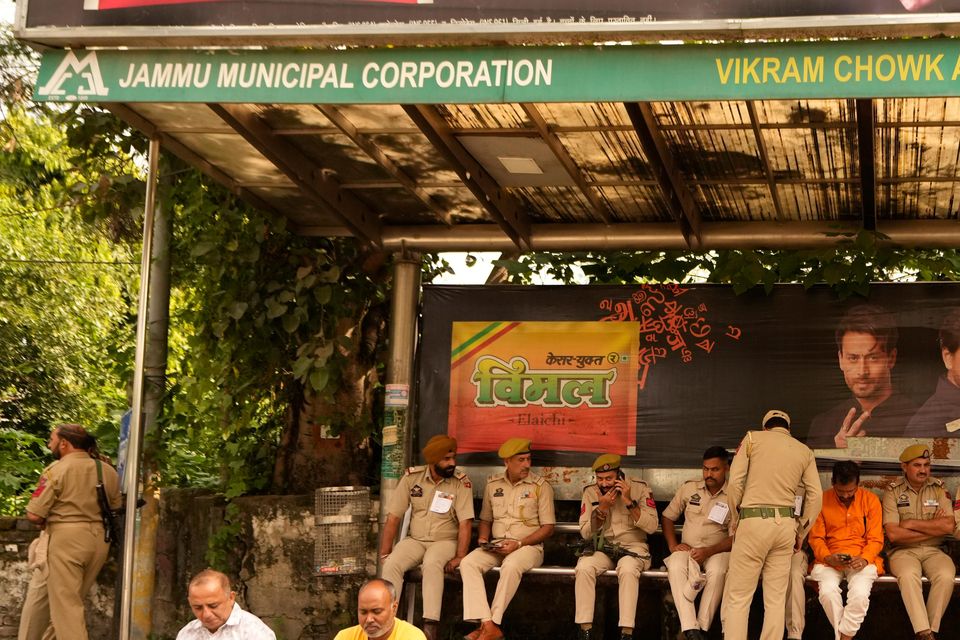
[683,631,705,640]
[620,635,633,640]
[577,629,593,640]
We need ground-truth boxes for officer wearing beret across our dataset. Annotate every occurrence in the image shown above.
[721,410,822,640]
[882,444,956,640]
[460,438,556,640]
[661,446,733,640]
[574,454,658,640]
[379,435,474,640]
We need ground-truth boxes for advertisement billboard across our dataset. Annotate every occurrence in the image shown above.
[418,283,960,468]
[18,0,960,46]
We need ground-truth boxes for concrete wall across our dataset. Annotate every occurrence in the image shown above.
[0,517,116,639]
[1,489,375,640]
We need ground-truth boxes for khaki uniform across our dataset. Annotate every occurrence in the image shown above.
[882,477,956,634]
[19,452,120,640]
[380,465,474,621]
[720,428,822,640]
[784,548,809,640]
[661,479,732,633]
[574,477,657,629]
[460,472,556,624]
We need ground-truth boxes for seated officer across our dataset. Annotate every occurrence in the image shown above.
[574,454,658,640]
[662,446,733,640]
[460,437,556,640]
[883,444,956,640]
[379,435,474,640]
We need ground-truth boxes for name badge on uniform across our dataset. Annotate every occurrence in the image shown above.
[794,495,803,516]
[707,501,729,524]
[430,491,455,514]
[924,498,939,508]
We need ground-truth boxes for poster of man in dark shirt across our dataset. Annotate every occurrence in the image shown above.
[806,305,917,448]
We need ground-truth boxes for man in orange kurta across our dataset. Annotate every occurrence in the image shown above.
[807,461,883,640]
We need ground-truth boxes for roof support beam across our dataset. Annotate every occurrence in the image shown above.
[209,103,383,246]
[314,220,960,252]
[856,99,878,232]
[624,102,703,249]
[403,104,532,250]
[106,103,283,218]
[745,101,785,222]
[315,105,452,226]
[521,103,612,224]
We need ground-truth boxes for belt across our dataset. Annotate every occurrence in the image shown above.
[739,506,794,519]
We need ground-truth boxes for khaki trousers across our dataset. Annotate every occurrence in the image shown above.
[574,551,651,629]
[721,516,795,640]
[41,522,110,640]
[888,546,956,633]
[380,538,457,621]
[18,566,50,640]
[664,551,729,632]
[460,545,543,624]
[784,549,808,640]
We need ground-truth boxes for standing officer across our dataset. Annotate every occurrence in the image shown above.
[379,435,474,640]
[883,444,956,640]
[460,438,556,640]
[661,446,733,640]
[574,454,658,640]
[721,410,822,640]
[18,424,121,640]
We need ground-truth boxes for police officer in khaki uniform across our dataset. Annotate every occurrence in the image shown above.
[574,454,657,640]
[379,435,474,640]
[18,424,120,640]
[882,444,956,640]
[662,446,733,640]
[784,547,809,640]
[720,410,822,640]
[460,438,556,640]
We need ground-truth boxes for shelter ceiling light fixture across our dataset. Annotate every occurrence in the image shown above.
[498,156,543,175]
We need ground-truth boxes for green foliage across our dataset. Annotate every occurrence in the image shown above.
[0,428,46,515]
[205,502,244,571]
[495,231,960,296]
[0,101,139,512]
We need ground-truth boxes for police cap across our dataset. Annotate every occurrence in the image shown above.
[498,437,532,459]
[592,454,621,473]
[899,443,931,463]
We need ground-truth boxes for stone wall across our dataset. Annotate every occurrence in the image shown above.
[0,517,116,639]
[1,488,376,640]
[151,488,375,640]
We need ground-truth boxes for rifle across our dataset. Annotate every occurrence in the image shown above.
[567,531,650,562]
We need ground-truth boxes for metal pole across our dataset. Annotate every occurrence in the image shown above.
[119,137,160,640]
[377,253,422,568]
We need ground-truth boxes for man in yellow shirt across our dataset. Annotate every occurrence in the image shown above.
[333,579,426,640]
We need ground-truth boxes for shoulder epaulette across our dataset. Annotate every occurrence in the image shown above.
[932,478,945,487]
[404,465,424,476]
[583,483,598,493]
[888,478,905,489]
[487,473,504,482]
[534,475,546,486]
[454,469,467,479]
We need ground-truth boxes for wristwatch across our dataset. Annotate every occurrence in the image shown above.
[627,499,639,509]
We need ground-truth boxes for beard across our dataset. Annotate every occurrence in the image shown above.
[435,463,456,478]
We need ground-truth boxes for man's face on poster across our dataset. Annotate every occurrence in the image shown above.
[838,331,896,402]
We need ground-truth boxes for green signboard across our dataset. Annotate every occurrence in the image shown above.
[34,40,960,104]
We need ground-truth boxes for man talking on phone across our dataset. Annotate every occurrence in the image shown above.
[808,460,884,640]
[573,454,658,640]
